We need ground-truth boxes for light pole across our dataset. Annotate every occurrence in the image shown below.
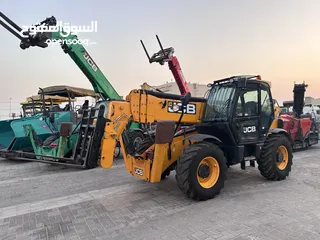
[9,98,12,118]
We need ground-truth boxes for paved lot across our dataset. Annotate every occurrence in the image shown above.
[0,146,320,240]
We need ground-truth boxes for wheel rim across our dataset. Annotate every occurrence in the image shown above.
[276,145,288,170]
[114,147,120,157]
[197,157,220,188]
[133,137,143,149]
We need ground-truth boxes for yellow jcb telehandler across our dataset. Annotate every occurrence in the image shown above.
[99,75,293,200]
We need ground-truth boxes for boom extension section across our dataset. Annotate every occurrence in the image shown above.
[140,35,190,95]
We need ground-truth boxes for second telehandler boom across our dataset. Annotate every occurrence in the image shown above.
[140,35,191,95]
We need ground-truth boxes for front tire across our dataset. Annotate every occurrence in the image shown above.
[257,134,293,180]
[175,141,227,201]
[114,141,121,158]
[127,131,145,152]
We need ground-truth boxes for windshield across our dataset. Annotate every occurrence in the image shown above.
[203,84,236,120]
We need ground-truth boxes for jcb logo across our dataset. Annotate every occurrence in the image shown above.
[243,126,256,133]
[168,101,196,115]
[134,168,144,176]
[83,52,98,72]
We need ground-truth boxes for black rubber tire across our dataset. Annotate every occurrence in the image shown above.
[114,141,121,158]
[175,141,227,201]
[127,131,145,151]
[257,134,293,180]
[135,135,155,155]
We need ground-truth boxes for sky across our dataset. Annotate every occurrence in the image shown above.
[1,0,320,118]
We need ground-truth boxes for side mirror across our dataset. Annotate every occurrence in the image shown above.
[181,92,191,106]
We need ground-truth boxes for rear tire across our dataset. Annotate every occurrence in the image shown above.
[175,141,227,201]
[257,134,293,180]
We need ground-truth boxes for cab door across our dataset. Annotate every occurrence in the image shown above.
[260,83,274,137]
[231,83,260,144]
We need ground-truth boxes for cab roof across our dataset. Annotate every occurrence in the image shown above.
[21,95,76,105]
[37,85,100,98]
[212,75,272,88]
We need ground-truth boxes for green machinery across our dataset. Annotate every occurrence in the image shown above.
[19,90,80,160]
[0,87,83,152]
[0,85,99,161]
[23,123,77,159]
[0,12,145,167]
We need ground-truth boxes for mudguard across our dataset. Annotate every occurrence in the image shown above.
[184,133,222,144]
[269,128,293,143]
[128,128,144,133]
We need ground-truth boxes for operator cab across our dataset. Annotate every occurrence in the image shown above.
[196,75,275,165]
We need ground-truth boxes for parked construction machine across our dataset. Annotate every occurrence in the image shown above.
[98,75,293,200]
[0,13,294,199]
[0,85,96,155]
[277,82,318,150]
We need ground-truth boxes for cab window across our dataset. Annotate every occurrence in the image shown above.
[236,88,258,117]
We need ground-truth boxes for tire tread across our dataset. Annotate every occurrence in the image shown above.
[175,141,226,201]
[257,134,293,180]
